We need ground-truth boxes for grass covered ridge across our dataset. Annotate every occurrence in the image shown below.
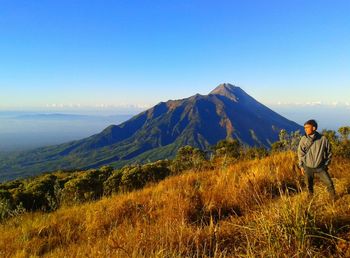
[0,152,350,257]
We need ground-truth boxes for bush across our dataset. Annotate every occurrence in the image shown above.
[103,169,123,196]
[0,193,25,221]
[61,169,111,204]
[338,126,350,159]
[171,145,208,173]
[271,130,302,153]
[0,180,23,191]
[120,161,171,191]
[323,127,350,159]
[120,166,146,191]
[17,175,57,211]
[0,190,14,220]
[141,161,170,182]
[213,139,241,159]
[336,141,350,159]
[271,141,285,153]
[338,126,350,142]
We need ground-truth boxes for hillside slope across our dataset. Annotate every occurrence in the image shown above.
[1,152,349,257]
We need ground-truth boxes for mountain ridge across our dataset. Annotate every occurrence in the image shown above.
[0,83,303,181]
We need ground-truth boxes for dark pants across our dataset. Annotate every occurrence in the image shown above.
[304,166,336,198]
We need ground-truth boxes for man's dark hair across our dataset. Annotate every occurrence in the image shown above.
[304,119,318,129]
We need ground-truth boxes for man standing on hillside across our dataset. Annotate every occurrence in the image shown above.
[297,119,336,199]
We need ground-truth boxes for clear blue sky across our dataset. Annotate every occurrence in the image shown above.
[0,0,349,110]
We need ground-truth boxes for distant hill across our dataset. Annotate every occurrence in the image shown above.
[0,83,302,181]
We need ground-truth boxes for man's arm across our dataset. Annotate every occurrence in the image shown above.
[297,137,306,175]
[297,137,306,168]
[324,137,332,166]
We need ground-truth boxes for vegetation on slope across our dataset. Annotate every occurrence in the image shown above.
[0,127,349,257]
[0,153,350,256]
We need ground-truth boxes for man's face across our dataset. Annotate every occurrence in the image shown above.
[304,124,316,136]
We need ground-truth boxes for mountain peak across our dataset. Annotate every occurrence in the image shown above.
[0,82,303,181]
[209,83,243,102]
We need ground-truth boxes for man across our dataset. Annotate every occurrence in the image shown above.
[297,119,336,199]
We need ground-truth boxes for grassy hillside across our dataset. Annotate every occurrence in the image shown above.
[0,152,349,257]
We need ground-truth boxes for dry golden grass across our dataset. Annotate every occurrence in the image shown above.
[0,152,349,257]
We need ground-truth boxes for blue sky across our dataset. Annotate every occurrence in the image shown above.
[0,0,349,111]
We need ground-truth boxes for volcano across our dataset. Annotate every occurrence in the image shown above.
[0,83,303,181]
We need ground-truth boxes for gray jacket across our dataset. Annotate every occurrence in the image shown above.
[297,131,332,169]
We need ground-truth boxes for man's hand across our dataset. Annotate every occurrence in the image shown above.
[300,167,305,175]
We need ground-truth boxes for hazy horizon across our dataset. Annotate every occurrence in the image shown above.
[0,112,133,152]
[0,101,348,153]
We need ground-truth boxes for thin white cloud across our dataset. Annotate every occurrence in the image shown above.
[331,101,339,106]
[272,101,350,107]
[305,101,322,106]
[43,103,152,110]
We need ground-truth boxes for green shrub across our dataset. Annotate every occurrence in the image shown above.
[338,126,350,142]
[171,145,208,173]
[14,174,58,211]
[141,161,170,182]
[213,139,241,159]
[120,161,171,191]
[336,141,350,159]
[120,165,146,191]
[0,189,25,221]
[62,171,98,203]
[103,169,123,196]
[0,180,23,191]
[0,190,14,220]
[271,130,302,153]
[11,190,33,211]
[323,127,350,159]
[61,167,113,204]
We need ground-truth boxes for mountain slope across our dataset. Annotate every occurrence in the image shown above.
[0,83,303,181]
